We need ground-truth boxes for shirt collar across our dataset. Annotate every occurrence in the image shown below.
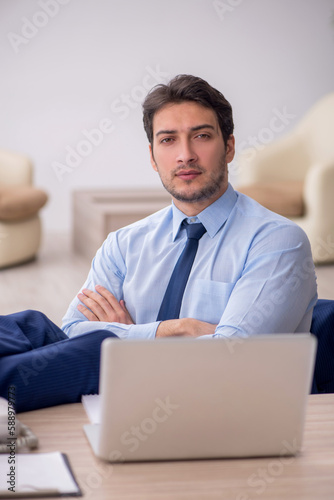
[171,183,238,240]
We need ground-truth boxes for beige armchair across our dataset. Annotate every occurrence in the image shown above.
[0,149,48,268]
[237,92,334,264]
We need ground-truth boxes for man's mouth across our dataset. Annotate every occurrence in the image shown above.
[175,170,202,181]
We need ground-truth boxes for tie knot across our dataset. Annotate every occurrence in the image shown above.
[184,221,206,241]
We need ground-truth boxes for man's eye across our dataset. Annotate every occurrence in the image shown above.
[160,137,173,144]
[196,133,210,139]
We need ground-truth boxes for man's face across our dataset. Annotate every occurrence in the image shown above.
[149,101,235,215]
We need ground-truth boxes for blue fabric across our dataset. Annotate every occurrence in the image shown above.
[62,183,318,339]
[157,221,206,321]
[310,299,334,394]
[0,310,118,412]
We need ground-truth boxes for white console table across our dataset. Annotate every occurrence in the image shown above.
[72,189,171,260]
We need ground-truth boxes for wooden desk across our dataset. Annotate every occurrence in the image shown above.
[19,395,334,499]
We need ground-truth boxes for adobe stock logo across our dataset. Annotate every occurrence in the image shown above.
[229,106,296,177]
[213,0,244,21]
[7,0,71,54]
[120,397,179,454]
[51,119,115,182]
[106,396,179,463]
[51,65,170,182]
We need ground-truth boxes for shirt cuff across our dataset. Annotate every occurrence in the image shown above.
[64,320,160,340]
[213,326,249,338]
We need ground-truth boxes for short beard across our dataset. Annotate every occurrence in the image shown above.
[158,156,227,204]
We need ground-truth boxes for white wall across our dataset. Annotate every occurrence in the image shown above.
[1,0,333,232]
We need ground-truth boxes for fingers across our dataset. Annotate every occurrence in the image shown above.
[76,286,134,324]
[77,303,98,321]
[77,288,110,321]
[94,285,125,315]
[118,299,134,324]
[94,286,134,324]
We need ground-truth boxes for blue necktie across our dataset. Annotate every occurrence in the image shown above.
[156,221,207,321]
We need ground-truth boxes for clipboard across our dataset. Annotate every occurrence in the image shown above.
[0,452,82,497]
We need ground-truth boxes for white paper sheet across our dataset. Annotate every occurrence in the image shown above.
[0,451,80,497]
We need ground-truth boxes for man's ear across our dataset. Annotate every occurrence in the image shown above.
[149,144,158,172]
[225,135,235,164]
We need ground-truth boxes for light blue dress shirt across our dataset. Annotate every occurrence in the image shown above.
[62,183,318,340]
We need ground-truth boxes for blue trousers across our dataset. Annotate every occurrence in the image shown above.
[311,299,334,394]
[0,310,118,412]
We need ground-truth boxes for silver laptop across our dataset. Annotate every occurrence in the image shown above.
[84,334,316,462]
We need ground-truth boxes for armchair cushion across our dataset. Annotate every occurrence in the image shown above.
[237,181,304,217]
[0,186,48,221]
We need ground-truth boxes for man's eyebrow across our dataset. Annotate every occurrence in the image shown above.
[190,124,215,132]
[155,129,177,137]
[155,124,215,137]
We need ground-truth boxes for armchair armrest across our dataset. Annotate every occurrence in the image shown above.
[0,149,33,186]
[304,161,334,226]
[236,131,309,185]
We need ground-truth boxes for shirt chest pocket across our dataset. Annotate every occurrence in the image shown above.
[184,279,235,324]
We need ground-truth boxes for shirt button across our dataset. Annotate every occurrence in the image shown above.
[190,217,197,223]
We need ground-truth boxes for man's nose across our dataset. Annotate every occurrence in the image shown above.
[176,140,198,164]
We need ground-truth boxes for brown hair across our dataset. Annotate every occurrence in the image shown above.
[142,74,234,147]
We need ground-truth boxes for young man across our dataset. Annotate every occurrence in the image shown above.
[62,74,317,340]
[0,75,318,412]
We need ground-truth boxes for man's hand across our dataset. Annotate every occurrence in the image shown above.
[77,285,134,324]
[156,318,217,338]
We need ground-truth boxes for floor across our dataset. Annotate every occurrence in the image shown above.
[0,233,333,328]
[0,233,89,327]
